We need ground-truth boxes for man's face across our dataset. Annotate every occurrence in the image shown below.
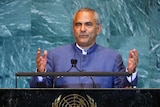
[73,11,101,48]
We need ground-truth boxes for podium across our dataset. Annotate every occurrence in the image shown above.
[8,72,159,106]
[0,88,160,107]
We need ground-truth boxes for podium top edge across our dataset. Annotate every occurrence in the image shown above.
[15,72,131,76]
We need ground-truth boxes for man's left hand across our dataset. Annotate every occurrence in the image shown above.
[127,49,138,74]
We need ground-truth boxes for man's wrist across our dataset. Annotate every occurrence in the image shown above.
[126,68,137,75]
[127,68,136,74]
[36,68,46,72]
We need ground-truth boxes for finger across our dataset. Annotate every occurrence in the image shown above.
[132,49,138,64]
[129,56,137,65]
[129,59,136,66]
[132,49,138,57]
[129,50,134,58]
[36,48,43,67]
[129,49,138,60]
[37,56,43,64]
[128,59,137,72]
[128,58,138,70]
[36,48,42,59]
[43,50,48,60]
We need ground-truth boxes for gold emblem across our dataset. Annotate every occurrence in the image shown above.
[52,94,97,107]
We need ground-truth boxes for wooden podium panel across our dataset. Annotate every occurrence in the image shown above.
[0,88,160,107]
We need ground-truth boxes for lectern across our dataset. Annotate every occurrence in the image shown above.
[0,72,158,107]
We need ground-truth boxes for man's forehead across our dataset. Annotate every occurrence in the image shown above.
[74,11,95,23]
[76,11,94,17]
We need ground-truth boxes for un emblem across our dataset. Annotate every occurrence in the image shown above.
[52,94,97,107]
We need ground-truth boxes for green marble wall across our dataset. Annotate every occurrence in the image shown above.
[0,0,160,88]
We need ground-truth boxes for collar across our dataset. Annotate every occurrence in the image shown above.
[76,44,88,55]
[74,43,98,55]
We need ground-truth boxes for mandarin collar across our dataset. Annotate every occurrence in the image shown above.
[72,43,98,55]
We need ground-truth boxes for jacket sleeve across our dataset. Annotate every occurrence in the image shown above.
[113,54,138,88]
[30,50,54,88]
[30,75,53,88]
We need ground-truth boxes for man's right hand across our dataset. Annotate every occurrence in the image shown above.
[36,48,48,72]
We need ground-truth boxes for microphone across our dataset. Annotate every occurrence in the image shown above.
[71,59,77,67]
[53,76,61,88]
[70,59,81,71]
[88,75,96,88]
[70,59,96,88]
[53,59,79,87]
[53,59,97,88]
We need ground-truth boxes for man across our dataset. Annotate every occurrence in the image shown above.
[30,7,138,88]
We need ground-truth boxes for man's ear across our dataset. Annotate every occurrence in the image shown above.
[97,24,102,35]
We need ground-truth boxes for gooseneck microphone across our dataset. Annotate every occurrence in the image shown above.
[71,59,77,67]
[53,59,78,87]
[70,59,96,88]
[53,59,96,88]
[68,59,81,72]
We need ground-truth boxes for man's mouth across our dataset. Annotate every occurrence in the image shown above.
[79,34,88,38]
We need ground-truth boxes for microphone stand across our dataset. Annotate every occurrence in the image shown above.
[66,59,80,72]
[53,59,78,87]
[69,59,96,88]
[53,75,61,88]
[53,59,97,88]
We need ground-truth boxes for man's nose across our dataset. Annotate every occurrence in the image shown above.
[80,24,86,32]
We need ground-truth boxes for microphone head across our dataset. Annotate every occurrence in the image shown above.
[71,59,77,65]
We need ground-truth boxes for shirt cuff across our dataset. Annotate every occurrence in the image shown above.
[36,68,46,82]
[37,76,44,82]
[126,69,137,83]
